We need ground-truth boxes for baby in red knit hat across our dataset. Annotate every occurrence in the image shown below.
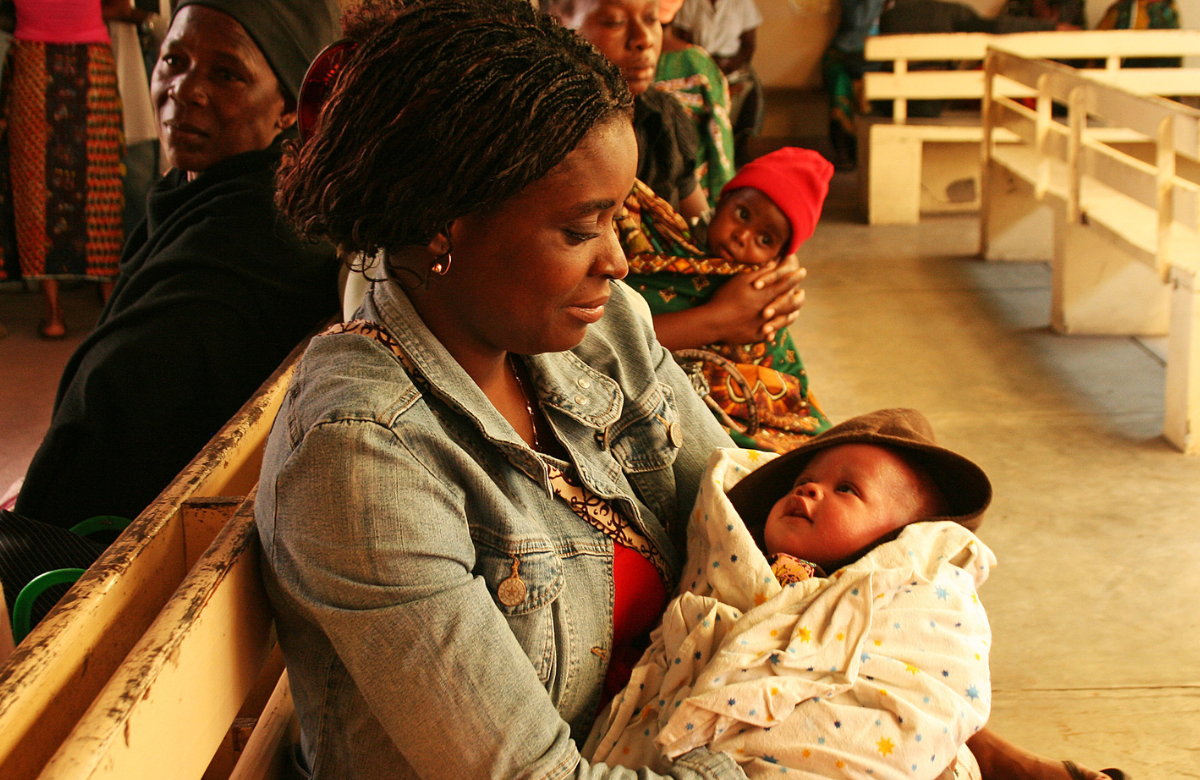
[695,146,834,266]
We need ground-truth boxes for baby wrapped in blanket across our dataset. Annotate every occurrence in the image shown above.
[584,409,997,780]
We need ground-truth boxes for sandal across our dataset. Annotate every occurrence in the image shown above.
[1064,760,1130,780]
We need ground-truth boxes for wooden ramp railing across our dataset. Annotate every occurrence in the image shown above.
[861,29,1200,224]
[980,47,1200,452]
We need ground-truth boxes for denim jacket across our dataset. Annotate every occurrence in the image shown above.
[256,279,746,780]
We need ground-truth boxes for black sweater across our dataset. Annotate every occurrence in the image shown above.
[17,143,339,528]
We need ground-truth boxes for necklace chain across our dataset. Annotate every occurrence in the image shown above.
[509,355,540,451]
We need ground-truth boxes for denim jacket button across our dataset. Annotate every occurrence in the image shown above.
[574,395,589,406]
[498,556,528,606]
[576,376,591,389]
[667,422,683,448]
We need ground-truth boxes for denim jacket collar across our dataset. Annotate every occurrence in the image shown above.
[366,280,627,486]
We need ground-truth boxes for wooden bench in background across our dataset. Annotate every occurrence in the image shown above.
[861,29,1200,225]
[980,47,1200,452]
[0,331,318,780]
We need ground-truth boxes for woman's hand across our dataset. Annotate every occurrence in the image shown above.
[650,255,806,350]
[746,253,807,339]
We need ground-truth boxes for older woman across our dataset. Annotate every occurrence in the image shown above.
[13,0,340,530]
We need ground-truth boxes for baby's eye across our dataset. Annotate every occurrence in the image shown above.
[758,233,774,247]
[835,483,858,495]
[736,206,750,221]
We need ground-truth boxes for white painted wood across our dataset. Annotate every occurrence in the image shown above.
[868,129,923,224]
[1052,217,1170,335]
[981,159,1058,261]
[1165,266,1200,452]
[867,29,1200,62]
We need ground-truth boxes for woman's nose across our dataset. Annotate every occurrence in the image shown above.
[595,226,629,280]
[627,16,653,51]
[168,70,204,105]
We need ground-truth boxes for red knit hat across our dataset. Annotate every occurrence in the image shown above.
[721,147,834,256]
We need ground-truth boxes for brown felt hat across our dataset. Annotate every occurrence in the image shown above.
[727,408,993,537]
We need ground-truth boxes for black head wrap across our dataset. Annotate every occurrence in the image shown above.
[173,0,342,101]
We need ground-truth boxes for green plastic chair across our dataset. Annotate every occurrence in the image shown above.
[9,515,132,643]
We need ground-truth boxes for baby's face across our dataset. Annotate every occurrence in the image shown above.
[763,444,927,570]
[706,188,791,266]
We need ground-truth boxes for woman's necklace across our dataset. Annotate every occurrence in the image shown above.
[508,354,541,452]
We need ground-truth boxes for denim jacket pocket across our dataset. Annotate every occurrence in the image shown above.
[472,536,565,616]
[609,381,682,474]
[472,533,565,686]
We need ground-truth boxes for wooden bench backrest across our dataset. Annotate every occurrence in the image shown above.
[865,30,1200,121]
[984,47,1200,276]
[0,334,313,780]
[35,489,283,780]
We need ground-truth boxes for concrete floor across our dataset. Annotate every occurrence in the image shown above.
[0,282,104,499]
[0,170,1197,776]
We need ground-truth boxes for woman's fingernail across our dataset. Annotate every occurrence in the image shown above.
[763,308,774,319]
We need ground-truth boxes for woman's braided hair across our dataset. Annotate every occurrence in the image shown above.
[276,0,633,259]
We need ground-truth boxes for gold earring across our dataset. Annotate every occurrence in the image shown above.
[430,251,452,276]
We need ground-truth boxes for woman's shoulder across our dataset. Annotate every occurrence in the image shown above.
[286,328,423,432]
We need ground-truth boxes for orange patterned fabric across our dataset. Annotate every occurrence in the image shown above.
[0,40,123,281]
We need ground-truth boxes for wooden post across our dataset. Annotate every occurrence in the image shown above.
[1067,86,1084,223]
[1157,115,1176,282]
[979,51,996,257]
[1165,266,1200,453]
[894,58,907,124]
[1036,74,1051,200]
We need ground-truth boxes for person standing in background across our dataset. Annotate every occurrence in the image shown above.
[671,0,764,166]
[0,0,124,339]
[105,0,159,237]
[655,0,736,205]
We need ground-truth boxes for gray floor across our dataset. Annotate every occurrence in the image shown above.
[800,174,1200,778]
[0,172,1197,776]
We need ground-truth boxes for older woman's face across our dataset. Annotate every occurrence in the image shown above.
[556,0,662,96]
[151,5,295,174]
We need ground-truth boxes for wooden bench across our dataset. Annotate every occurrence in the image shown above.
[862,29,1200,225]
[0,332,317,780]
[980,47,1200,452]
[35,488,296,780]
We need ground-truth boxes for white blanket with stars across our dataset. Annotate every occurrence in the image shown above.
[583,448,996,780]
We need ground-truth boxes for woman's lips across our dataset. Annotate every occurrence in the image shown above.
[163,120,208,142]
[566,298,608,324]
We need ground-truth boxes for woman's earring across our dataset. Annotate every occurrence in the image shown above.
[430,251,452,276]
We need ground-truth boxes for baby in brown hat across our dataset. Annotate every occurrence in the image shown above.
[731,407,992,579]
[586,409,996,780]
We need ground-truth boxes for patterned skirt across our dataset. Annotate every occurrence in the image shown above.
[0,39,124,282]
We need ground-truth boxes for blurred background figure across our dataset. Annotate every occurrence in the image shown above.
[0,0,125,339]
[105,0,160,238]
[671,0,764,166]
[655,0,736,205]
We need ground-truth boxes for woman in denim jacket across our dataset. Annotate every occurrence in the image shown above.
[259,1,744,778]
[257,2,1117,780]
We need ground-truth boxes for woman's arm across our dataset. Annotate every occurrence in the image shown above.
[651,259,806,351]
